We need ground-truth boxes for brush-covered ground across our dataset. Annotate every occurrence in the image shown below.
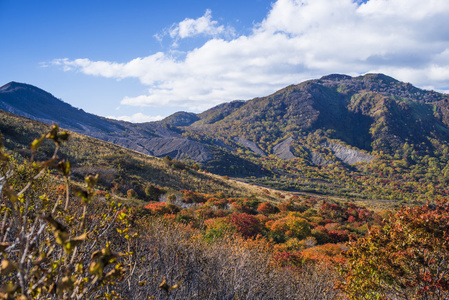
[1,110,449,299]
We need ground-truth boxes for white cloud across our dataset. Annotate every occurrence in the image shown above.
[53,0,449,111]
[155,9,235,47]
[170,9,230,39]
[107,113,164,123]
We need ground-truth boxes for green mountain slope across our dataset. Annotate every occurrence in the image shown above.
[187,73,449,157]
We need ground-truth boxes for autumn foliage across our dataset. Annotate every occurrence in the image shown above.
[340,201,449,299]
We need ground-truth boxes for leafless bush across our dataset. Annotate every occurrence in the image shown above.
[120,218,342,299]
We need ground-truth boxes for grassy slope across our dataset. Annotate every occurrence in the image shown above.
[0,109,287,203]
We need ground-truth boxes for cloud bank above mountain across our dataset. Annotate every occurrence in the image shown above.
[52,0,449,111]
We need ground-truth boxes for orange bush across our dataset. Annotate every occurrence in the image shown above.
[144,202,180,215]
[257,202,279,215]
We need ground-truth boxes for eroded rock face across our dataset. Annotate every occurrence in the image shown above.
[273,137,295,159]
[322,142,374,164]
[271,137,374,165]
[104,136,213,163]
[233,137,266,156]
[310,152,333,165]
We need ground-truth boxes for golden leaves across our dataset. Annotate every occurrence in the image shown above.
[0,259,18,275]
[89,244,122,281]
[57,160,71,177]
[158,276,181,294]
[31,124,70,151]
[85,174,99,190]
[41,214,87,253]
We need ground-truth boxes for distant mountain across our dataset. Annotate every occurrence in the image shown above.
[2,74,449,176]
[0,82,212,163]
[0,81,123,133]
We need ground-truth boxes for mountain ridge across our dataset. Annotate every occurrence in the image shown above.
[184,73,449,156]
[1,74,449,176]
[0,81,214,163]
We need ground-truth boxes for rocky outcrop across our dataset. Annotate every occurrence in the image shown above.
[322,142,374,164]
[272,137,295,159]
[103,136,212,163]
[308,142,374,165]
[233,137,266,156]
[310,152,333,165]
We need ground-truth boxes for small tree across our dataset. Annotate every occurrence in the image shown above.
[127,188,137,199]
[144,185,161,201]
[0,126,132,299]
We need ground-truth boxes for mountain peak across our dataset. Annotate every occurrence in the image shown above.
[1,81,36,90]
[0,81,27,92]
[159,111,200,126]
[359,73,399,83]
[319,74,353,81]
[0,81,56,99]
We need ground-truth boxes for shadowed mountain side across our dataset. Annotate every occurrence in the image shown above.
[0,82,115,133]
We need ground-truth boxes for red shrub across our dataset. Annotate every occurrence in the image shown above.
[257,202,278,215]
[229,213,261,238]
[144,202,179,215]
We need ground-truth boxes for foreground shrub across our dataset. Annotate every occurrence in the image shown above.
[340,201,449,299]
[257,202,279,215]
[0,127,132,299]
[268,216,312,240]
[119,218,343,299]
[229,212,262,238]
[144,202,180,215]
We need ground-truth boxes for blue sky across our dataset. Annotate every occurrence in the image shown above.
[1,0,449,122]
